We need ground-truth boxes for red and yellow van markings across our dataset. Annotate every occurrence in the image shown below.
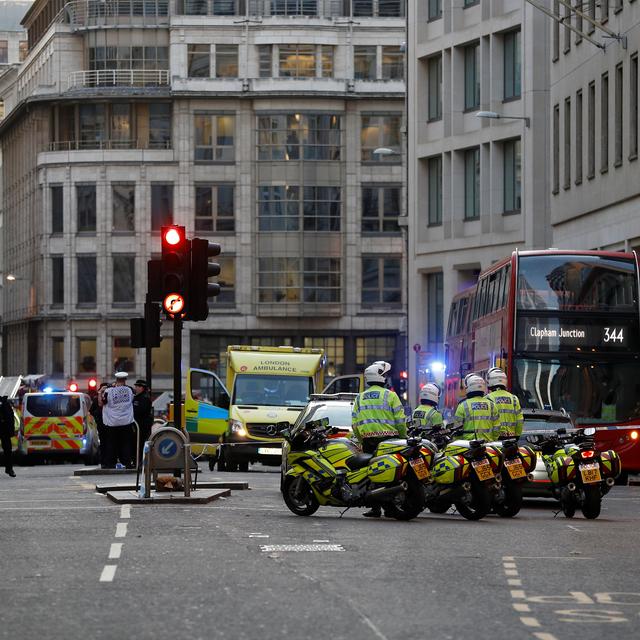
[24,416,84,436]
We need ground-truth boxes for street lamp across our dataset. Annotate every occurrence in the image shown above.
[373,147,401,157]
[5,274,17,282]
[476,111,530,128]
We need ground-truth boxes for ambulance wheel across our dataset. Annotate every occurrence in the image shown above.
[238,461,249,473]
[494,482,522,518]
[283,476,319,516]
[581,486,601,519]
[454,481,492,520]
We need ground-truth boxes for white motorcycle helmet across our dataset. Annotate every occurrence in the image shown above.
[419,383,441,404]
[486,366,508,389]
[464,373,486,395]
[364,361,391,386]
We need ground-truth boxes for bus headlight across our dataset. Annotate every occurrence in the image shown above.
[631,430,639,441]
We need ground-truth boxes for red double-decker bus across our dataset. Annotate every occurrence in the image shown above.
[444,249,640,476]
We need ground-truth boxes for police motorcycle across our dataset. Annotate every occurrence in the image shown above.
[408,423,501,520]
[484,437,537,518]
[526,427,621,519]
[280,415,434,520]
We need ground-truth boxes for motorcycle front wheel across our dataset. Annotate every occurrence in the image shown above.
[581,485,602,519]
[283,476,320,516]
[493,479,523,518]
[560,487,576,518]
[454,480,492,520]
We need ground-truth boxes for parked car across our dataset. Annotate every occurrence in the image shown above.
[280,393,356,490]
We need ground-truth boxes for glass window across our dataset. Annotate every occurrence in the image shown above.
[258,45,272,77]
[216,44,238,78]
[113,337,135,373]
[152,337,173,374]
[78,338,96,373]
[212,0,238,14]
[111,103,131,144]
[77,255,97,304]
[564,97,571,189]
[321,46,334,78]
[216,256,236,305]
[0,41,7,64]
[52,256,64,305]
[361,113,402,161]
[303,336,344,379]
[303,257,341,302]
[188,44,210,78]
[194,114,235,161]
[19,41,28,62]
[195,184,235,232]
[427,55,442,121]
[428,0,441,20]
[51,185,63,234]
[576,90,583,183]
[355,335,397,371]
[303,186,341,231]
[77,184,96,232]
[553,103,560,192]
[631,54,638,159]
[52,337,64,375]
[151,183,173,230]
[504,29,521,100]
[504,139,521,213]
[361,256,401,305]
[601,72,609,172]
[354,46,376,80]
[112,183,135,231]
[272,0,318,15]
[79,104,106,147]
[427,272,444,356]
[464,147,480,220]
[258,257,301,302]
[516,254,637,311]
[615,63,623,165]
[148,103,172,149]
[427,156,442,225]
[464,43,480,110]
[588,82,595,178]
[381,46,403,80]
[113,255,135,304]
[258,185,300,231]
[362,185,401,232]
[279,44,316,77]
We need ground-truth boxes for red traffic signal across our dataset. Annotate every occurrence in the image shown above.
[164,227,182,246]
[161,225,190,316]
[88,378,98,390]
[68,382,79,392]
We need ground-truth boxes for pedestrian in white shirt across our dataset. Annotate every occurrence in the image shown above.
[98,371,135,468]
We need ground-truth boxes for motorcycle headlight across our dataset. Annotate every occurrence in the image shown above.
[230,420,247,437]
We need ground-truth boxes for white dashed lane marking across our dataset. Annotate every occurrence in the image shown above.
[109,543,123,559]
[99,565,117,582]
[120,505,131,519]
[115,522,128,538]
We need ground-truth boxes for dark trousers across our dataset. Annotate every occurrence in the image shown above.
[96,423,107,466]
[103,424,134,468]
[1,432,13,471]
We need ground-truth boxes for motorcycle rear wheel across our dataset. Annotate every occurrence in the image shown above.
[385,479,425,521]
[454,481,492,520]
[283,476,320,516]
[494,480,523,518]
[581,485,601,519]
[560,488,576,518]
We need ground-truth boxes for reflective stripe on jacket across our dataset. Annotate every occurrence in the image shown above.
[486,389,524,438]
[352,385,406,443]
[412,406,443,430]
[454,397,500,441]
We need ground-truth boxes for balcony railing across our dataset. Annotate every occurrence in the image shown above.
[47,139,172,151]
[61,0,170,28]
[67,69,170,90]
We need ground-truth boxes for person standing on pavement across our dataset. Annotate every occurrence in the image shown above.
[0,396,16,477]
[485,367,523,439]
[133,379,153,462]
[412,383,444,432]
[454,374,500,442]
[352,360,407,518]
[90,383,109,468]
[99,372,135,468]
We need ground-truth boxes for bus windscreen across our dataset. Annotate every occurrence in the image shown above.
[512,357,640,424]
[517,255,637,312]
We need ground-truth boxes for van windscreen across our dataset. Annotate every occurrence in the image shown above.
[26,395,82,417]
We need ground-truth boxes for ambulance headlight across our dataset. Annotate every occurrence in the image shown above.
[230,420,247,437]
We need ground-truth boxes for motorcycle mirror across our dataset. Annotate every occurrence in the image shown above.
[583,427,596,436]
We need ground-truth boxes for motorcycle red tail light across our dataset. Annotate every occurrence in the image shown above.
[581,450,595,459]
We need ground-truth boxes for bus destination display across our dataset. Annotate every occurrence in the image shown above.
[517,317,638,352]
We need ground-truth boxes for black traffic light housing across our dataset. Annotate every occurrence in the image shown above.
[188,238,221,321]
[161,225,190,316]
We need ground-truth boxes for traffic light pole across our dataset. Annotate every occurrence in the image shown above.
[173,314,182,430]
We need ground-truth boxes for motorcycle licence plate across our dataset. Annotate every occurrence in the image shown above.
[579,462,601,484]
[504,458,526,480]
[471,459,494,481]
[409,458,430,480]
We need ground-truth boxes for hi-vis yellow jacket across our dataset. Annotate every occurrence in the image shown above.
[352,385,406,443]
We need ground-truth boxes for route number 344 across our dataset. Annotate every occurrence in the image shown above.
[603,327,624,343]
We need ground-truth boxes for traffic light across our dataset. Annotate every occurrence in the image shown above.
[397,370,408,400]
[144,300,162,348]
[68,381,79,392]
[188,238,221,321]
[161,225,190,316]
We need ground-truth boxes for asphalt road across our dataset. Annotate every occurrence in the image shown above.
[1,464,639,640]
